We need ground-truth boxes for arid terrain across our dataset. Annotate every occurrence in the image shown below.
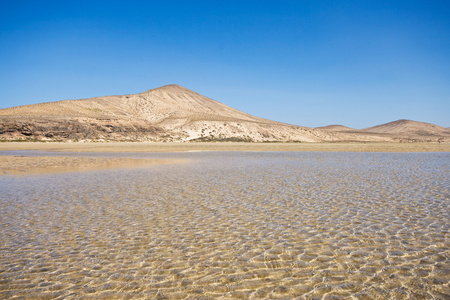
[1,141,449,153]
[1,85,449,298]
[1,84,449,143]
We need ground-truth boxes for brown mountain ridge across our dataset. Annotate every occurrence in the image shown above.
[363,119,450,137]
[0,84,448,142]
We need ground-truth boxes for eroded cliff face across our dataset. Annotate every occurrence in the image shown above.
[0,118,167,142]
[1,85,448,143]
[0,117,327,142]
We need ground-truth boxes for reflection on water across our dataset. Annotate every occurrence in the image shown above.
[0,152,449,299]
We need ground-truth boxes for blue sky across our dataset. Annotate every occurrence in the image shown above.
[1,0,449,128]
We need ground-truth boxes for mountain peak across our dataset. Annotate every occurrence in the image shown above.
[144,84,191,94]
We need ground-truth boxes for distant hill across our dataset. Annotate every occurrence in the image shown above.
[363,119,450,138]
[315,125,357,132]
[0,86,448,142]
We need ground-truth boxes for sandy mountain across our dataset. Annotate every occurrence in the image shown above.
[1,85,448,143]
[0,85,333,142]
[0,85,261,122]
[363,119,450,138]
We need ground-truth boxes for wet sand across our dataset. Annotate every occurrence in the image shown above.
[0,141,449,153]
[0,156,187,175]
[0,151,449,299]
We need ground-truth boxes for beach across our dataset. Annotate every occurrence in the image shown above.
[0,141,449,153]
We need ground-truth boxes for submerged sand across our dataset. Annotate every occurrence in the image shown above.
[0,156,187,175]
[0,141,449,153]
[1,152,448,298]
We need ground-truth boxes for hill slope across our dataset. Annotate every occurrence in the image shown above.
[0,85,263,122]
[0,85,332,142]
[363,119,450,138]
[1,86,448,142]
[315,125,357,132]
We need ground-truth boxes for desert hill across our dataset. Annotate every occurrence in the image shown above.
[0,85,262,122]
[315,125,356,132]
[0,85,448,143]
[363,119,450,138]
[0,85,331,142]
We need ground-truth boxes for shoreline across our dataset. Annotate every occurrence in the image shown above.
[0,141,449,153]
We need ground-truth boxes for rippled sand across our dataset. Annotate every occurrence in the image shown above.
[0,152,449,299]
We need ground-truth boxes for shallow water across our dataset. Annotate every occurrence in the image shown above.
[0,151,449,299]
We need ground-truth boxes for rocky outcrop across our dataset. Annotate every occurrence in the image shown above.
[0,118,166,141]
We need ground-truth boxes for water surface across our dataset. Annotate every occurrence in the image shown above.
[0,152,449,299]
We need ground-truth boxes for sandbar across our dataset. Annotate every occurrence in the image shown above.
[0,141,449,153]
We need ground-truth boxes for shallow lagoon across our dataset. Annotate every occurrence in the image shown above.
[0,151,449,299]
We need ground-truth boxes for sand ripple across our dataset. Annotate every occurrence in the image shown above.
[0,152,449,299]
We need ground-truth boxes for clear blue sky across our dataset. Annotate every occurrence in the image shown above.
[1,0,449,128]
